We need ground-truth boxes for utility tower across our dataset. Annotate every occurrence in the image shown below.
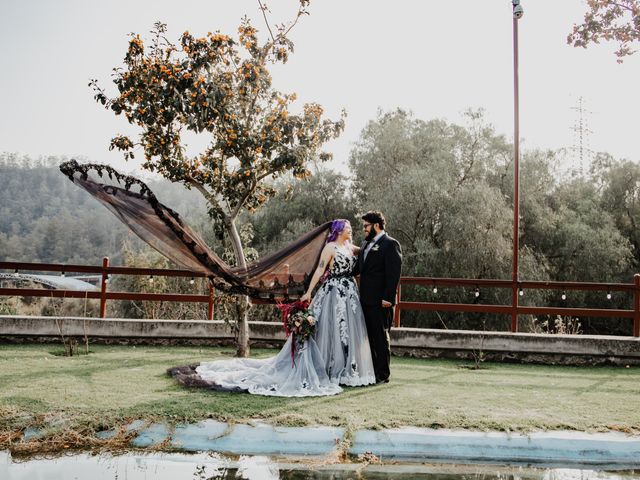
[569,96,594,176]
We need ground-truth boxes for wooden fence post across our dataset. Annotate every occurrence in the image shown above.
[634,274,640,337]
[100,257,109,318]
[511,283,519,332]
[393,284,401,328]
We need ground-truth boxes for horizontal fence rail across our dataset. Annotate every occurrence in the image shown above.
[0,258,216,320]
[1,260,639,337]
[395,276,640,337]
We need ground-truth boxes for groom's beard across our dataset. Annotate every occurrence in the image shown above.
[365,229,377,242]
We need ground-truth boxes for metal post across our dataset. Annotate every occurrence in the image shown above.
[511,3,522,333]
[100,257,109,318]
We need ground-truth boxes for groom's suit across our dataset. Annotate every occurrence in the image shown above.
[355,232,402,383]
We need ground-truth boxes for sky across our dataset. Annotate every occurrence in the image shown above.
[1,0,638,177]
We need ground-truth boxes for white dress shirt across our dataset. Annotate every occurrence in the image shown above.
[363,231,385,262]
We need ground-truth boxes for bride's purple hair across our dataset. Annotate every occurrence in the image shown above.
[325,219,350,245]
[319,219,350,284]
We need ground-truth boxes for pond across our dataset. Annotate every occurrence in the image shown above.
[2,451,640,480]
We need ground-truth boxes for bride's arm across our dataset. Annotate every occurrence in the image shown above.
[300,244,334,303]
[351,244,361,254]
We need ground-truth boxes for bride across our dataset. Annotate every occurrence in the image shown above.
[194,219,376,396]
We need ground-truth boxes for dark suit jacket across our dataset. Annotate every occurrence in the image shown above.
[355,233,402,306]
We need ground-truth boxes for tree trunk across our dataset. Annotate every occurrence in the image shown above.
[235,295,251,358]
[225,216,251,358]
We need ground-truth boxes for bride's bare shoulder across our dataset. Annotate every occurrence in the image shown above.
[322,242,338,254]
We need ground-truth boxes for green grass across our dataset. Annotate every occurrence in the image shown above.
[1,342,640,447]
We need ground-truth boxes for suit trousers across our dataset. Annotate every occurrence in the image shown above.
[362,304,392,382]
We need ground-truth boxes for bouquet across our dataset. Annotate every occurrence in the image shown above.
[276,300,316,364]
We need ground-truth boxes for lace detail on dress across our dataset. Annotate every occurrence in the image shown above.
[319,247,355,348]
[330,247,353,276]
[309,245,376,387]
[190,243,375,396]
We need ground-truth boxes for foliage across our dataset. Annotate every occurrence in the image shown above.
[568,0,640,62]
[284,307,316,344]
[251,168,358,253]
[532,315,583,335]
[348,109,635,333]
[91,10,344,236]
[597,158,640,263]
[349,110,542,329]
[0,153,209,265]
[547,178,633,282]
[90,3,345,356]
[0,298,17,315]
[0,154,128,264]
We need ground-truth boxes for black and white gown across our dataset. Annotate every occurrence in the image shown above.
[195,245,376,396]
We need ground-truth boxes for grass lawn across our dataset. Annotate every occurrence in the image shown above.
[1,343,639,452]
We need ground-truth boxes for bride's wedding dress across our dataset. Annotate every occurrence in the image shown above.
[195,245,376,396]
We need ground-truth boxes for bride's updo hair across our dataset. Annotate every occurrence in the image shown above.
[325,219,350,244]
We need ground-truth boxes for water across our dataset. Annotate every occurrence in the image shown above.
[2,451,640,480]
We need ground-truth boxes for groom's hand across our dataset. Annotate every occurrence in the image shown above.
[381,300,392,308]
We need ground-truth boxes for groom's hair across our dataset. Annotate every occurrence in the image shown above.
[361,211,386,230]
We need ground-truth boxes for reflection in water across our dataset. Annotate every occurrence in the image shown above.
[193,455,279,480]
[2,451,640,480]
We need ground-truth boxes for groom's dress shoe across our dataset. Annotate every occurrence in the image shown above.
[376,378,389,384]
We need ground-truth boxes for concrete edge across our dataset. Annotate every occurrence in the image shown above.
[37,421,640,467]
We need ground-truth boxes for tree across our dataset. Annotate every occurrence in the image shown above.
[568,0,640,62]
[348,109,548,330]
[251,168,357,253]
[598,158,640,264]
[350,109,512,205]
[547,178,633,282]
[91,2,345,356]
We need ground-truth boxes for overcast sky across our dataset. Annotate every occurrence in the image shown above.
[1,0,638,176]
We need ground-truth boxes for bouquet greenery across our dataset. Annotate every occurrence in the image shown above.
[276,300,316,363]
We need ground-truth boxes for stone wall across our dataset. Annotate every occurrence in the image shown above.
[2,315,640,366]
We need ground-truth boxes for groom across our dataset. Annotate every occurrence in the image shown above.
[356,211,402,384]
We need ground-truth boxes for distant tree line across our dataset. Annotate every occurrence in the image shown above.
[0,153,212,265]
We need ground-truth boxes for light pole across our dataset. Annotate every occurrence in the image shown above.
[511,0,523,332]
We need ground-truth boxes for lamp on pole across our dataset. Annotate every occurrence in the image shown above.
[511,0,523,332]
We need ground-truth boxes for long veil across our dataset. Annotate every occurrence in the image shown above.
[60,160,329,300]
